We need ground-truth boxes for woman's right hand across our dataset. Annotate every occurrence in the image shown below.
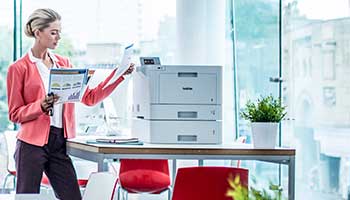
[41,94,59,114]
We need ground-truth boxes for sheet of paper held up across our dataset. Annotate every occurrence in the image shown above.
[103,44,134,89]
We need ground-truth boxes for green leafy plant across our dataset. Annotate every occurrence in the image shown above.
[226,174,249,200]
[240,95,286,122]
[226,175,285,200]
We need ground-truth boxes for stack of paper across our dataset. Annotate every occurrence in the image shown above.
[95,137,140,144]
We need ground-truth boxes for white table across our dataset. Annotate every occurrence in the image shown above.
[67,137,296,200]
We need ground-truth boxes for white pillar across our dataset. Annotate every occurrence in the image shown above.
[176,0,225,65]
[176,0,234,145]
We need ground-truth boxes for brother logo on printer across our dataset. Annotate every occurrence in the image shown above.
[182,87,193,90]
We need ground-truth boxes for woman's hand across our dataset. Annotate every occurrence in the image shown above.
[41,94,59,114]
[123,63,135,76]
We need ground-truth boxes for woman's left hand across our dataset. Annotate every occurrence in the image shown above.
[123,63,135,76]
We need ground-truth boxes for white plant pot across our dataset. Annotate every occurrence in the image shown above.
[251,122,278,149]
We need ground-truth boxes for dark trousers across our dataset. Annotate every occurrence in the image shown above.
[14,126,81,200]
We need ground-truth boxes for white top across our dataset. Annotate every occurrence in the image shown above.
[28,49,63,128]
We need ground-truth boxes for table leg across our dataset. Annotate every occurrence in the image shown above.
[288,156,295,200]
[97,157,108,172]
[172,159,177,184]
[198,159,204,166]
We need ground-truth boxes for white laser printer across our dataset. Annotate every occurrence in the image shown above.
[132,57,222,144]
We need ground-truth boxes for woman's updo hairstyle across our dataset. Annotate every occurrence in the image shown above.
[25,8,61,38]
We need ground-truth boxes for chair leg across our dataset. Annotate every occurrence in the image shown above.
[117,186,120,200]
[12,176,16,190]
[168,187,172,200]
[2,174,16,191]
[123,189,128,200]
[123,188,126,200]
[2,174,10,190]
[120,188,126,200]
[230,160,234,167]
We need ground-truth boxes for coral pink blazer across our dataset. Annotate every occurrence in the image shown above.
[7,53,124,146]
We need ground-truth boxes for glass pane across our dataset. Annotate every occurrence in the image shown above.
[235,0,280,141]
[0,0,13,132]
[20,2,232,195]
[234,0,281,187]
[22,0,177,134]
[0,0,14,193]
[21,0,232,141]
[283,0,350,199]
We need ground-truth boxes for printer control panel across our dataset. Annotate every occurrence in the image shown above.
[139,57,165,71]
[140,57,161,66]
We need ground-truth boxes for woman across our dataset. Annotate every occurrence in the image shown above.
[6,8,134,199]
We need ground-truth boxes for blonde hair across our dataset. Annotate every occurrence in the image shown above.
[25,8,61,38]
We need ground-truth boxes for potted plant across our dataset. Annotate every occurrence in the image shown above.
[226,175,285,200]
[240,95,286,149]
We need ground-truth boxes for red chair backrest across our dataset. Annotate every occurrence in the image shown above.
[119,159,171,193]
[120,159,169,174]
[172,166,248,200]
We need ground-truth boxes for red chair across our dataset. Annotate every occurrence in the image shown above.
[40,171,89,188]
[172,166,248,200]
[2,131,53,190]
[2,131,89,191]
[118,159,171,200]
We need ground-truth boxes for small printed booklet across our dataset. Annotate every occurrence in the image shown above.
[48,68,89,104]
[94,136,141,144]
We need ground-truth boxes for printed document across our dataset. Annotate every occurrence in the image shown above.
[48,69,88,103]
[95,136,139,144]
[103,44,134,89]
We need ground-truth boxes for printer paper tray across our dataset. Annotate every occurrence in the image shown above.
[146,105,221,120]
[132,119,222,144]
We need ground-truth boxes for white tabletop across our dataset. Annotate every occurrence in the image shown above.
[68,136,296,156]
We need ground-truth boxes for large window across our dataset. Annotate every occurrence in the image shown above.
[234,0,280,143]
[283,0,350,199]
[2,0,349,199]
[233,0,282,191]
[21,0,177,134]
[0,1,13,132]
[19,0,233,140]
[0,0,13,191]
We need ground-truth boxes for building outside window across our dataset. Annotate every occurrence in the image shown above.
[283,0,350,199]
